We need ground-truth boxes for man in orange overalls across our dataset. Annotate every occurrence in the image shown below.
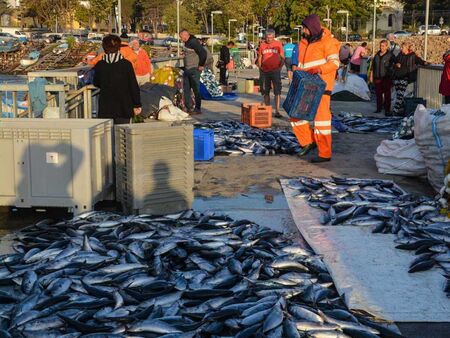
[290,14,340,163]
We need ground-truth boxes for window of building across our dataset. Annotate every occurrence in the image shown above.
[388,14,394,27]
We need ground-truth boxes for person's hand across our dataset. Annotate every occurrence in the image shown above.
[395,63,401,68]
[306,67,321,75]
[198,66,204,71]
[133,107,142,116]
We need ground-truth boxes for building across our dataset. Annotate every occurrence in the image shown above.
[366,0,404,34]
[1,0,20,27]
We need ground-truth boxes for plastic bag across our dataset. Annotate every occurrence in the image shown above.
[156,97,190,121]
[374,138,427,176]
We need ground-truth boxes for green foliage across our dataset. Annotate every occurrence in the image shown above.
[66,36,76,49]
[163,2,200,34]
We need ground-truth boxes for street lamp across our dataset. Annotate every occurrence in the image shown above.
[228,19,237,41]
[424,0,430,59]
[117,0,122,34]
[211,10,223,53]
[176,0,181,56]
[323,18,332,32]
[372,0,377,56]
[293,27,300,43]
[337,10,349,43]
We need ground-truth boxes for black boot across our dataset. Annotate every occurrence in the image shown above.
[310,156,331,163]
[297,143,316,157]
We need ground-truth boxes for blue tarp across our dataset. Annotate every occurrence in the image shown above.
[199,83,238,101]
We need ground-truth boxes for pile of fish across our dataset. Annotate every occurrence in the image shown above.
[195,120,302,156]
[288,176,450,296]
[0,210,404,337]
[332,113,403,133]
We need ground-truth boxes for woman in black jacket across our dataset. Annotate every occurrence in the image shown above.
[218,41,234,85]
[370,40,394,116]
[391,42,427,116]
[94,35,141,124]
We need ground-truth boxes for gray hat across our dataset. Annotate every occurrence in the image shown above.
[265,29,276,36]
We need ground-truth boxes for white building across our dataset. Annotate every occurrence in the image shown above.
[366,0,404,34]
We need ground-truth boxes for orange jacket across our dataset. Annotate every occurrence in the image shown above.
[134,48,152,76]
[89,43,138,70]
[294,28,340,91]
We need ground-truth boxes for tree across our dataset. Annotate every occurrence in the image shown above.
[0,0,10,17]
[21,0,79,29]
[163,1,200,34]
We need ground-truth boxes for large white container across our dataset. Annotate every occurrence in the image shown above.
[115,121,194,215]
[0,118,113,214]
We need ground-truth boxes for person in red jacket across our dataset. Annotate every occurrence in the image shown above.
[290,14,340,162]
[440,47,450,104]
[130,38,152,86]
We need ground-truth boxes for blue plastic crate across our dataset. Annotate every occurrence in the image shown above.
[283,71,326,121]
[194,129,215,161]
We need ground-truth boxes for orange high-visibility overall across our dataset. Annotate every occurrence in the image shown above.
[290,28,340,158]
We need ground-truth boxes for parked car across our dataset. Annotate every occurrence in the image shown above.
[441,27,449,35]
[163,37,179,47]
[0,28,28,43]
[87,36,103,44]
[31,33,53,44]
[348,33,362,42]
[418,25,441,35]
[393,30,413,38]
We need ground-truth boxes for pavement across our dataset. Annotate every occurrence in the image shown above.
[0,68,445,337]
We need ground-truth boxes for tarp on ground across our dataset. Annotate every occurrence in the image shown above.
[140,83,177,118]
[281,179,450,322]
[332,74,371,101]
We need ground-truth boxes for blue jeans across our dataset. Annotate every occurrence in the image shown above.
[183,68,201,111]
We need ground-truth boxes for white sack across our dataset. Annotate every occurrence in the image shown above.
[414,104,450,191]
[157,96,190,121]
[333,73,371,101]
[374,138,427,176]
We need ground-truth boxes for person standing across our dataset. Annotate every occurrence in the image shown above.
[179,29,207,115]
[387,33,401,57]
[258,29,284,118]
[130,38,152,86]
[283,39,296,83]
[339,43,353,81]
[290,14,340,163]
[219,41,234,85]
[89,33,138,69]
[93,35,141,124]
[370,40,394,115]
[439,47,450,104]
[350,42,367,73]
[392,42,428,116]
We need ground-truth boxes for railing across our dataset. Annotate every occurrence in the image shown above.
[0,83,67,118]
[416,65,444,109]
[28,71,80,90]
[65,85,100,118]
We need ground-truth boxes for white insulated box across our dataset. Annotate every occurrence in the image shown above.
[0,118,113,214]
[115,122,194,215]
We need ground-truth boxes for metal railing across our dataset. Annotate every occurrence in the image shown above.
[416,64,444,109]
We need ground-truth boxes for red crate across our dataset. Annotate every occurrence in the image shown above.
[241,103,272,128]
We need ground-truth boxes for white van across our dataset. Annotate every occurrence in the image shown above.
[0,27,28,42]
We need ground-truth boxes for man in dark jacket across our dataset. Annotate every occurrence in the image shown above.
[219,41,235,85]
[370,39,394,115]
[180,29,207,115]
[93,35,141,124]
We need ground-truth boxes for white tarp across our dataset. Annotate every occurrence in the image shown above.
[414,104,450,191]
[333,73,371,101]
[281,179,450,322]
[374,139,427,176]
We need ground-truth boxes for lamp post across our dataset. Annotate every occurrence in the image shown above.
[372,0,377,56]
[176,0,180,56]
[228,19,237,41]
[424,0,430,60]
[337,10,349,43]
[323,19,332,32]
[117,0,122,34]
[293,27,300,42]
[211,10,223,53]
